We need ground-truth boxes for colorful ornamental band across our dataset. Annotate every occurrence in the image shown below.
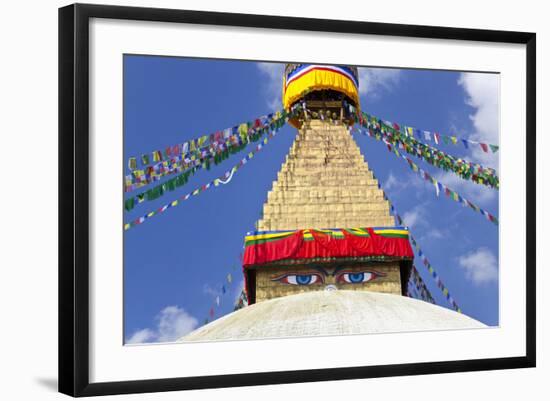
[282,64,360,110]
[242,227,414,267]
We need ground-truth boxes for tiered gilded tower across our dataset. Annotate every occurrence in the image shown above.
[241,64,411,304]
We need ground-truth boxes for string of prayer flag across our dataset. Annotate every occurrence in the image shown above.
[368,164,462,313]
[408,265,436,304]
[347,104,499,154]
[123,127,283,230]
[234,290,248,311]
[126,111,278,171]
[355,115,499,190]
[198,257,248,328]
[388,203,462,313]
[124,116,286,211]
[126,104,302,174]
[124,108,299,192]
[355,127,499,226]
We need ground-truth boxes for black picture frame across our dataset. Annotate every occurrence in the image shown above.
[58,3,536,397]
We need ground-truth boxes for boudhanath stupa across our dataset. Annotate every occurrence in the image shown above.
[181,63,485,342]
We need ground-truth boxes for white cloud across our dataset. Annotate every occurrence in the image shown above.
[458,72,500,166]
[403,209,421,227]
[126,305,199,344]
[202,283,221,298]
[458,247,498,285]
[402,204,428,229]
[423,228,446,240]
[257,62,284,111]
[126,328,154,344]
[383,170,421,192]
[358,67,402,97]
[384,171,400,191]
[156,306,199,342]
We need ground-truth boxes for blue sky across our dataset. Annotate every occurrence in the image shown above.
[123,55,500,344]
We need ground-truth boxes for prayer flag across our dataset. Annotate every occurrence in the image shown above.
[198,135,208,147]
[124,197,135,211]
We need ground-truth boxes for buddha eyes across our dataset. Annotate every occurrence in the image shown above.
[272,273,323,286]
[336,271,378,284]
[272,270,383,285]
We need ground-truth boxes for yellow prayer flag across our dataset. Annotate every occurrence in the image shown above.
[198,135,208,146]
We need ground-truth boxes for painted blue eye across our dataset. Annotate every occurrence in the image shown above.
[348,272,364,283]
[272,273,323,285]
[338,271,376,284]
[296,275,313,285]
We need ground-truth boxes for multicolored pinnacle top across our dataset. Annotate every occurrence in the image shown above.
[282,63,360,111]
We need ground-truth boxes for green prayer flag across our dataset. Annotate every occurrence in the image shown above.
[124,197,135,211]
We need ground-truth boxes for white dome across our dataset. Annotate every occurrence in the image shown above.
[181,290,485,342]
